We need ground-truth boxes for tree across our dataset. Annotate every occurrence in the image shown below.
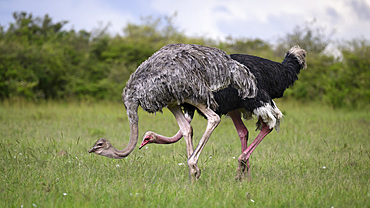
[276,19,334,56]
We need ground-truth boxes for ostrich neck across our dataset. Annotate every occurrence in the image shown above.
[151,113,192,144]
[108,123,139,159]
[155,130,183,144]
[153,112,193,144]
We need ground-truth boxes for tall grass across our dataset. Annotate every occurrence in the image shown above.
[1,100,369,207]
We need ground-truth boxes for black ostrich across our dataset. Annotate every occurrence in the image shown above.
[137,45,307,180]
[89,44,306,181]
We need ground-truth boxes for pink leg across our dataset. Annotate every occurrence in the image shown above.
[228,110,251,179]
[228,110,249,152]
[236,120,272,180]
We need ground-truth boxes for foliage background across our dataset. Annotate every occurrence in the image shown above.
[1,12,369,108]
[1,12,369,208]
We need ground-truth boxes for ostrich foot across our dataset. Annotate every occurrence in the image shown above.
[236,164,246,181]
[236,156,251,181]
[188,163,201,182]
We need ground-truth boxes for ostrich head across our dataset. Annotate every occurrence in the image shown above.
[89,138,116,158]
[139,131,156,149]
[88,121,139,159]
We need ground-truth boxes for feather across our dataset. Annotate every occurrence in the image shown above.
[123,44,257,114]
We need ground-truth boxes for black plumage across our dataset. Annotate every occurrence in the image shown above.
[230,49,306,100]
[183,45,306,130]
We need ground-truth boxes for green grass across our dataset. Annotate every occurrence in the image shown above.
[1,100,369,207]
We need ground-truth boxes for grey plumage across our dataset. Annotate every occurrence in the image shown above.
[122,44,257,124]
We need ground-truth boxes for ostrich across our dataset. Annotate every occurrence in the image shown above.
[138,45,307,179]
[88,43,257,180]
[89,43,306,181]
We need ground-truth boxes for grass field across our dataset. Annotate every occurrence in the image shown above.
[1,100,369,207]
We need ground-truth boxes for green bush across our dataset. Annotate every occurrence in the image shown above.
[0,12,369,108]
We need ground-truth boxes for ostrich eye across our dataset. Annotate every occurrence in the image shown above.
[97,143,103,147]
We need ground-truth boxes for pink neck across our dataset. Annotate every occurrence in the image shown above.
[155,130,183,144]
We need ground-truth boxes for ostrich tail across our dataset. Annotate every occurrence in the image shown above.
[285,45,307,69]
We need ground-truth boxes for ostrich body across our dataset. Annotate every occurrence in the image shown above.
[89,44,258,180]
[138,45,307,180]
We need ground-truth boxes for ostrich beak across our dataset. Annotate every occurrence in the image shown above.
[139,140,150,149]
[88,147,96,153]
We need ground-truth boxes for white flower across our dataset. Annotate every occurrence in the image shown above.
[63,193,67,196]
[32,204,37,207]
[116,164,120,167]
[250,199,255,203]
[322,166,327,169]
[145,147,148,149]
[19,153,22,155]
[178,163,185,166]
[233,157,236,159]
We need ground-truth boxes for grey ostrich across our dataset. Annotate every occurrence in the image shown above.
[138,45,307,180]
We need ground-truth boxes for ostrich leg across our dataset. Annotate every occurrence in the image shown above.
[227,110,251,180]
[236,119,272,180]
[228,110,249,152]
[168,106,194,158]
[187,104,220,181]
